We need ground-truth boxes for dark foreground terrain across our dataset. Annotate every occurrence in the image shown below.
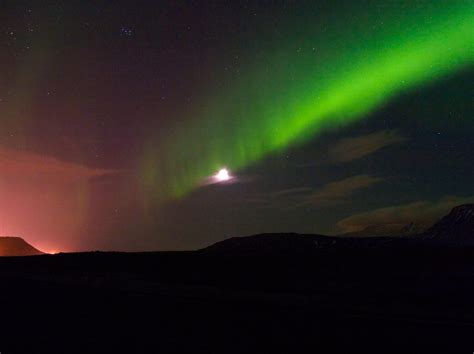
[0,246,473,353]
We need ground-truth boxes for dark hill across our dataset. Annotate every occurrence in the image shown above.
[203,232,397,254]
[0,209,473,352]
[339,222,430,237]
[0,237,44,256]
[203,233,329,254]
[204,204,474,253]
[421,204,474,245]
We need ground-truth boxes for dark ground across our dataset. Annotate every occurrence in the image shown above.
[0,247,473,353]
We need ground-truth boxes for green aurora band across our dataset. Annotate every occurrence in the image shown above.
[141,2,474,200]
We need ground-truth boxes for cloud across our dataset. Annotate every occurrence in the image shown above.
[239,187,312,207]
[329,129,405,163]
[300,175,382,208]
[245,175,382,209]
[272,187,313,198]
[0,147,116,183]
[337,195,474,232]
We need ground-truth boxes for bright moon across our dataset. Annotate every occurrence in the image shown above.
[215,168,230,182]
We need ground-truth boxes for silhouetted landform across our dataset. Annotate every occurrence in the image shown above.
[204,204,474,253]
[0,236,44,256]
[338,221,430,237]
[421,204,474,245]
[0,206,472,353]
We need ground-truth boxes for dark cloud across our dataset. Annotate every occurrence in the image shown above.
[298,175,382,208]
[329,130,405,163]
[337,195,474,232]
[245,175,382,209]
[0,147,116,183]
[238,187,312,208]
[272,187,314,198]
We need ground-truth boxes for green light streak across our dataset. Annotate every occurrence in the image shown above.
[141,2,474,200]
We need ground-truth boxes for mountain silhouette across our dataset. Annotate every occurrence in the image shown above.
[203,232,397,253]
[204,233,330,253]
[204,204,474,253]
[421,204,474,245]
[0,237,44,256]
[339,222,430,237]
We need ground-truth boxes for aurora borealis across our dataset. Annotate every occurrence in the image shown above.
[0,1,473,252]
[141,2,474,200]
[2,3,474,350]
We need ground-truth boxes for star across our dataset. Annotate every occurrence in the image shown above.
[120,27,133,36]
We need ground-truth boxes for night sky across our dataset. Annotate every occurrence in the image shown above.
[0,1,472,252]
